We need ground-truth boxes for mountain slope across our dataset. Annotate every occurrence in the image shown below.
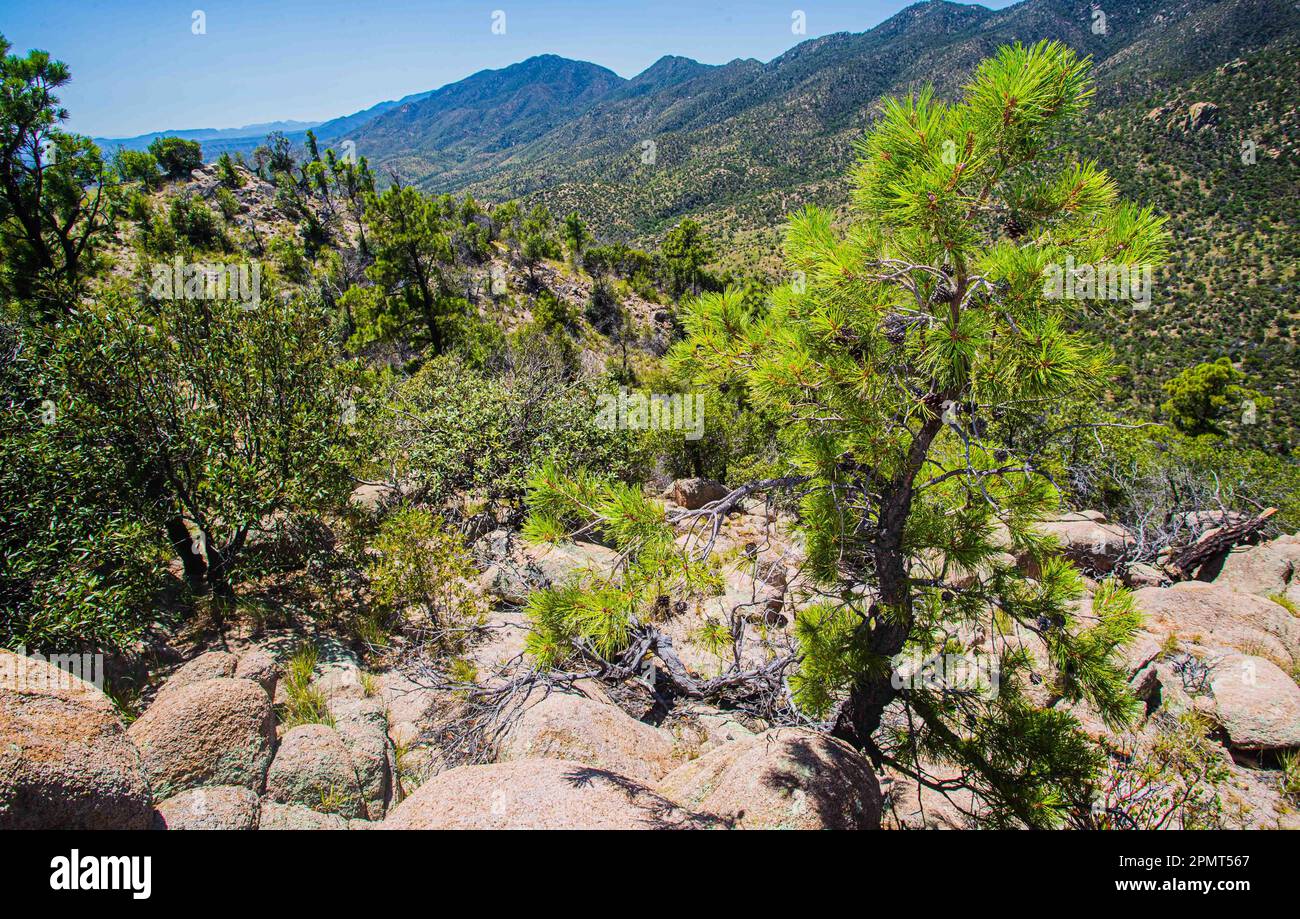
[349,55,625,181]
[428,0,1298,252]
[97,0,1299,444]
[1075,40,1300,447]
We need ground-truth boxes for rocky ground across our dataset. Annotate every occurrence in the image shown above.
[3,480,1297,830]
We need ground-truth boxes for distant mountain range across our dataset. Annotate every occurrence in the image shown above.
[95,0,1300,444]
[97,0,1298,235]
[93,120,323,153]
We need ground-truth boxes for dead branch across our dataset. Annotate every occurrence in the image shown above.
[1161,507,1275,580]
[669,475,809,558]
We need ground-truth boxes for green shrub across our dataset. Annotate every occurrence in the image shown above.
[112,149,160,188]
[167,194,228,251]
[216,152,244,188]
[0,321,162,653]
[531,289,575,333]
[147,136,202,179]
[367,506,487,648]
[214,187,240,220]
[378,353,641,512]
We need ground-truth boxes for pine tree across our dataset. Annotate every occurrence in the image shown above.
[660,218,713,299]
[0,35,112,311]
[523,41,1170,827]
[561,211,591,265]
[362,181,459,352]
[1160,357,1267,438]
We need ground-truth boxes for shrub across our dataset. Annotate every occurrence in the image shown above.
[167,194,228,251]
[112,149,160,188]
[379,353,640,512]
[214,186,240,220]
[0,321,162,653]
[147,136,202,179]
[531,289,575,333]
[216,152,244,188]
[367,506,488,648]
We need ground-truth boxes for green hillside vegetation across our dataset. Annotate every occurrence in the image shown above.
[1073,42,1299,450]
[2,18,1298,831]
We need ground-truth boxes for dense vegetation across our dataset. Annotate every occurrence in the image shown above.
[2,19,1296,829]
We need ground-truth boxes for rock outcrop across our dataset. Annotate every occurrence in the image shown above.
[881,764,983,830]
[329,696,394,819]
[234,650,280,699]
[498,692,679,784]
[1187,101,1220,131]
[1132,581,1300,670]
[154,650,239,700]
[127,677,276,800]
[657,728,882,830]
[1207,534,1300,606]
[384,758,719,829]
[258,800,352,830]
[0,649,153,829]
[1031,511,1135,574]
[154,785,261,830]
[1206,653,1300,751]
[265,724,368,819]
[671,477,729,510]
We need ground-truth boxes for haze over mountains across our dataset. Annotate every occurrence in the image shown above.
[98,0,1296,233]
[95,0,1299,438]
[92,120,322,152]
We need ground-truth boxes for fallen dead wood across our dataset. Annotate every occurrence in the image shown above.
[1160,507,1275,580]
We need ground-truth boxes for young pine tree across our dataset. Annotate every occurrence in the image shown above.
[526,42,1171,827]
[362,182,460,352]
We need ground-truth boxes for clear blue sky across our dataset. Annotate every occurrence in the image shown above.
[1,0,1017,138]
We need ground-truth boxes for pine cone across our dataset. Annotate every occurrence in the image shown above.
[834,326,861,348]
[881,313,908,345]
[929,280,955,304]
[1004,214,1026,239]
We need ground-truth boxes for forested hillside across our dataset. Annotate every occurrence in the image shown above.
[1076,42,1299,449]
[4,3,1299,834]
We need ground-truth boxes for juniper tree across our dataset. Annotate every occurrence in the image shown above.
[1160,356,1266,438]
[147,136,202,179]
[521,42,1170,827]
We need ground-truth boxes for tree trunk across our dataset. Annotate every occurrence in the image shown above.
[831,511,915,755]
[166,517,208,593]
[204,528,247,603]
[832,406,948,757]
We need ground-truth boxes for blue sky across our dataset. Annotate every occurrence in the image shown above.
[1,0,1018,138]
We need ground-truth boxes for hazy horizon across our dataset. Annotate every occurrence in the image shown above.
[0,0,1017,139]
